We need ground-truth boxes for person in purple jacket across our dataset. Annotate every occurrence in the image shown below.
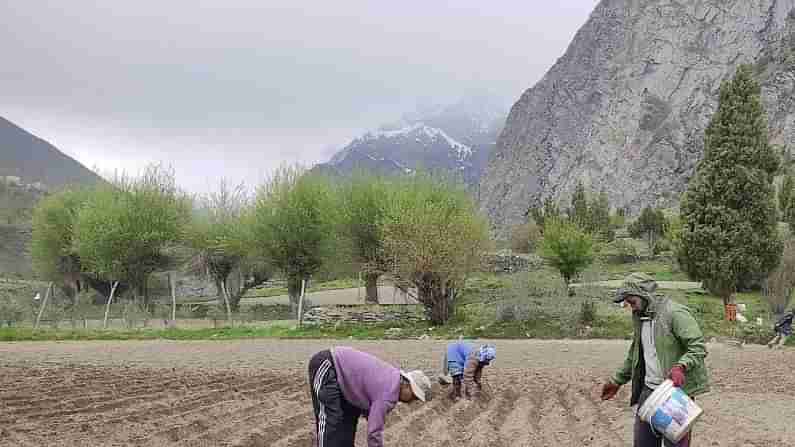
[308,346,432,447]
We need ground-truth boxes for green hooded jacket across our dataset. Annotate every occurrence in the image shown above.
[612,277,710,405]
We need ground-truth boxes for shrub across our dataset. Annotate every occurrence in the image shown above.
[579,300,597,325]
[540,218,595,286]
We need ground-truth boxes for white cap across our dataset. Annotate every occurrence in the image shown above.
[400,370,431,402]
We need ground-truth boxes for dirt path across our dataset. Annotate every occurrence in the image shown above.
[1,339,793,446]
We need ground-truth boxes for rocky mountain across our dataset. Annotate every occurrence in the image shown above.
[480,0,795,233]
[317,95,508,186]
[0,117,104,277]
[0,116,103,190]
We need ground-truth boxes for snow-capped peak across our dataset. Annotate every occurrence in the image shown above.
[360,123,473,161]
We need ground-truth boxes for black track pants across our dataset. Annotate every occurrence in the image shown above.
[308,350,361,447]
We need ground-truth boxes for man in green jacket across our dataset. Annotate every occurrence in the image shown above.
[601,273,709,447]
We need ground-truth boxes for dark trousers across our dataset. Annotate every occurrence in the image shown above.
[635,387,693,447]
[308,350,361,447]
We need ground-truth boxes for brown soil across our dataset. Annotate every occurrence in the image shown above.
[0,339,793,446]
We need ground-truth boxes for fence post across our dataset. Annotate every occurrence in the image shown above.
[298,279,307,327]
[34,282,53,331]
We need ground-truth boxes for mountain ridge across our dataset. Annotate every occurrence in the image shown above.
[0,116,104,190]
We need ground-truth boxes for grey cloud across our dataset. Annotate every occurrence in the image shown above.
[0,0,598,192]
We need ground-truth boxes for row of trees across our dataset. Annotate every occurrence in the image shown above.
[528,183,613,242]
[31,168,489,325]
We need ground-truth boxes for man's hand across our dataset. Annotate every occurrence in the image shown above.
[668,365,686,388]
[601,381,620,401]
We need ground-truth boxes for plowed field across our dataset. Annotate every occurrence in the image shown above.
[1,339,794,446]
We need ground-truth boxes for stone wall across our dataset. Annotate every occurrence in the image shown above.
[302,306,426,326]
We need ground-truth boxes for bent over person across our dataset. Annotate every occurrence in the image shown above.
[440,341,496,400]
[308,346,431,447]
[601,273,709,447]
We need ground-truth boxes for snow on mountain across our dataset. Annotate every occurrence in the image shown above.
[315,95,509,186]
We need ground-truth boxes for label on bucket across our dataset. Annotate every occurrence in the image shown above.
[650,388,698,440]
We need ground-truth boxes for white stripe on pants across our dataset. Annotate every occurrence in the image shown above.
[313,359,332,447]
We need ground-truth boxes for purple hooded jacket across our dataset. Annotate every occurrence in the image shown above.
[331,347,401,447]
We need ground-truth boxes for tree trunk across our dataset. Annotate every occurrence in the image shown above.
[169,271,177,324]
[364,273,380,304]
[103,281,119,329]
[298,279,307,326]
[416,273,454,325]
[287,275,303,317]
[34,282,53,331]
[221,279,233,323]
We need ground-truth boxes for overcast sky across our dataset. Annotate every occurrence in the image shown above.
[1,1,598,192]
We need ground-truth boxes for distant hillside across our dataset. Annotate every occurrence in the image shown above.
[0,117,104,278]
[0,116,104,189]
[315,95,508,186]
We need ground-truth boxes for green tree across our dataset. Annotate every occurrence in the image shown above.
[381,175,489,325]
[75,166,189,326]
[188,180,258,319]
[628,206,669,253]
[679,65,781,311]
[540,218,595,287]
[779,174,793,216]
[252,166,338,315]
[589,190,613,241]
[569,181,589,229]
[339,173,390,304]
[30,188,90,287]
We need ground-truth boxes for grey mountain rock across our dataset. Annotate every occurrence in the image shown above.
[317,95,508,186]
[480,0,795,234]
[0,116,104,189]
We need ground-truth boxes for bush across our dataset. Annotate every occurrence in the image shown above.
[510,221,542,253]
[540,218,595,286]
[579,300,597,325]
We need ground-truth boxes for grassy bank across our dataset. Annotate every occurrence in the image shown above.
[0,288,779,344]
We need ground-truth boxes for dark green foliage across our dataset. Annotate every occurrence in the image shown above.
[780,174,793,216]
[589,191,614,241]
[787,188,795,229]
[569,181,589,229]
[679,65,782,302]
[628,207,669,253]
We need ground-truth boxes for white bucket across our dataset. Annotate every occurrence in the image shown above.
[638,380,703,443]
